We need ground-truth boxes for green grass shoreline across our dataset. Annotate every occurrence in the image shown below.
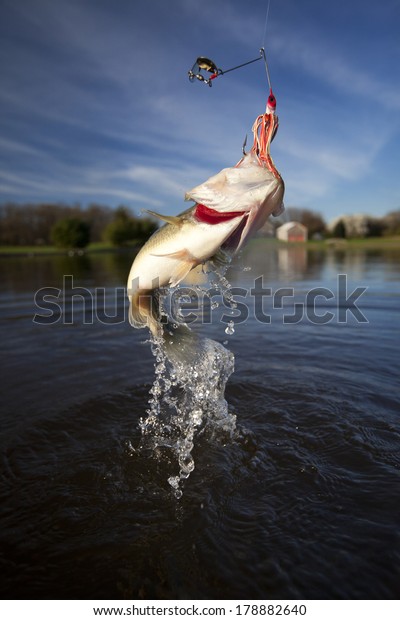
[248,236,400,251]
[0,241,138,257]
[0,236,399,257]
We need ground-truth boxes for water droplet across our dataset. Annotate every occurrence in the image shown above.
[179,454,195,473]
[192,409,203,426]
[225,320,235,335]
[168,475,180,490]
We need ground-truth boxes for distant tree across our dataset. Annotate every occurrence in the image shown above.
[285,207,326,236]
[332,219,346,238]
[33,203,83,244]
[0,202,157,247]
[382,210,400,235]
[0,202,83,245]
[137,217,158,239]
[51,218,90,249]
[104,206,157,246]
[104,206,136,246]
[114,205,131,220]
[0,203,38,245]
[83,203,114,242]
[104,219,137,246]
[365,217,384,237]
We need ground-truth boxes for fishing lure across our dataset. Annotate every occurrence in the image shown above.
[188,47,277,121]
[188,48,270,87]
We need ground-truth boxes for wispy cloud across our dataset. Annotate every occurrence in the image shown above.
[0,137,42,156]
[270,34,400,112]
[0,0,399,220]
[278,132,385,183]
[0,167,164,206]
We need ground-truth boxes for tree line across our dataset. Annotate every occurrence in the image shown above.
[0,203,158,248]
[282,207,400,238]
[0,202,399,249]
[328,210,400,238]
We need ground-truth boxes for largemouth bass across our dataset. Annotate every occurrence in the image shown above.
[127,108,284,337]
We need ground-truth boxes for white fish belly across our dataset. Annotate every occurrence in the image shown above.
[127,217,243,294]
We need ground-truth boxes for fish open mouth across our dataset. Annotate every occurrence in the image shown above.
[194,203,246,224]
[193,109,281,228]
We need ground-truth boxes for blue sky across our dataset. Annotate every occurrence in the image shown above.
[0,0,399,224]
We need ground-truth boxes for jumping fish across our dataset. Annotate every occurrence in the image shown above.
[127,106,284,338]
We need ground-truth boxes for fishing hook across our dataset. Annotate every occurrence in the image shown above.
[242,134,248,156]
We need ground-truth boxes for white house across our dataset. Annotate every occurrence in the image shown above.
[276,221,308,242]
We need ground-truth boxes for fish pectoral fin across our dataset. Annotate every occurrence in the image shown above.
[208,248,232,269]
[143,209,182,226]
[150,249,192,259]
[169,260,197,287]
[150,249,197,287]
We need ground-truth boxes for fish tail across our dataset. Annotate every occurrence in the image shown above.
[129,290,202,367]
[129,289,161,337]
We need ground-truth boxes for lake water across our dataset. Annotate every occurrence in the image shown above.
[0,242,399,599]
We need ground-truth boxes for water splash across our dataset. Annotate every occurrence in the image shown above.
[137,266,239,498]
[139,332,236,498]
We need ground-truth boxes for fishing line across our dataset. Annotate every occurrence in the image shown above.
[260,0,273,95]
[218,54,264,76]
[261,0,272,50]
[261,48,272,93]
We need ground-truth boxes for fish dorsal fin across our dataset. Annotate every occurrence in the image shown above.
[143,209,182,226]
